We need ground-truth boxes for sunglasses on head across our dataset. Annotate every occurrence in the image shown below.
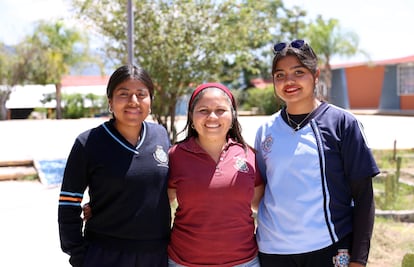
[273,39,306,54]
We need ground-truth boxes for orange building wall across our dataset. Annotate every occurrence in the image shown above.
[345,66,384,109]
[400,95,414,109]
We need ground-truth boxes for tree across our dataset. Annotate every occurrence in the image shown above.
[242,85,284,115]
[305,15,366,100]
[71,0,291,142]
[230,4,308,90]
[279,5,308,41]
[237,4,308,88]
[19,20,92,119]
[0,44,13,120]
[0,43,23,120]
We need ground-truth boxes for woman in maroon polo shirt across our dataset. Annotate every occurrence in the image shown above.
[167,83,264,267]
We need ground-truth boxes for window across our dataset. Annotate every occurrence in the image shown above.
[397,63,414,95]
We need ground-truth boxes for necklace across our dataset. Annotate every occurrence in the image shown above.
[286,109,314,131]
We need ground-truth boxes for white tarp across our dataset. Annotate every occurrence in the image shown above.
[5,84,106,109]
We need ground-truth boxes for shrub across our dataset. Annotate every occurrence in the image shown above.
[240,85,284,115]
[402,253,414,267]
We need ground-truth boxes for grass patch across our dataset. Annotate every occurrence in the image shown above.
[372,148,414,170]
[18,173,39,181]
[374,179,414,210]
[357,149,414,265]
[372,149,414,210]
[370,217,414,267]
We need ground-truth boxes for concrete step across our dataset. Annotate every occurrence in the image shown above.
[0,158,33,167]
[0,166,38,181]
[376,209,414,223]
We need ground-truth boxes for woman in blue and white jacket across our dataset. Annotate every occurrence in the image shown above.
[255,40,379,267]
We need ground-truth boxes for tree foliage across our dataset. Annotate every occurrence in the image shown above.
[71,0,296,141]
[242,86,284,115]
[278,5,308,41]
[62,93,107,119]
[18,20,92,119]
[305,15,365,100]
[0,2,364,125]
[0,43,27,120]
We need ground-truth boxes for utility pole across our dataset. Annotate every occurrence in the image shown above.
[127,0,134,65]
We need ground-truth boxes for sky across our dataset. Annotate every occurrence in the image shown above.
[0,0,73,42]
[285,0,414,64]
[0,0,413,65]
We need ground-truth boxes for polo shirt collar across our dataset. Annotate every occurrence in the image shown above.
[180,136,240,153]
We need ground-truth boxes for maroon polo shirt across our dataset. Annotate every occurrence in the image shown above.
[168,137,262,267]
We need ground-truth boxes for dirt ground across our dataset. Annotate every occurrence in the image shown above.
[370,220,414,267]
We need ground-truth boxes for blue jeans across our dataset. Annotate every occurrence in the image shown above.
[168,256,260,267]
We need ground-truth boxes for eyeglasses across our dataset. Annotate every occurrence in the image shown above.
[273,39,306,54]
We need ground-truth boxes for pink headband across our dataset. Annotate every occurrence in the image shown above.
[189,82,236,109]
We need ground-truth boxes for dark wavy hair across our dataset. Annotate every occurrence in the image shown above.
[271,40,322,98]
[179,83,247,149]
[271,40,319,76]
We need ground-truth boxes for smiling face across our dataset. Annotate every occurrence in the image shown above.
[191,88,233,144]
[273,55,320,113]
[108,78,151,131]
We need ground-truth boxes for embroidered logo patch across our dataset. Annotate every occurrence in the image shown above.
[234,156,249,173]
[261,134,273,153]
[153,145,168,167]
[332,249,350,267]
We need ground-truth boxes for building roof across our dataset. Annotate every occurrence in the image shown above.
[6,85,56,109]
[6,75,109,109]
[61,75,109,87]
[373,55,414,65]
[332,55,414,69]
[249,54,414,89]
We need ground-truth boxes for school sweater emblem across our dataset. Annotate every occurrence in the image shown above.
[332,249,350,267]
[261,134,273,153]
[153,145,168,167]
[234,156,249,173]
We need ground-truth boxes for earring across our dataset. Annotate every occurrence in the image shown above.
[108,106,113,113]
[191,123,195,129]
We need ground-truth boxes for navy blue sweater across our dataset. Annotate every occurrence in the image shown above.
[58,120,171,266]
